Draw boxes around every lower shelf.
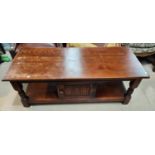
[26,81,126,105]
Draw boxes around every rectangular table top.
[3,47,149,81]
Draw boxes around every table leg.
[10,82,30,107]
[123,79,142,104]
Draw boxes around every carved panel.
[57,82,96,98]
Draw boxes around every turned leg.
[123,79,142,104]
[10,82,30,107]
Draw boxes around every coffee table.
[3,47,149,107]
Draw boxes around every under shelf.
[26,81,126,105]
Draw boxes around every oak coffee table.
[3,47,149,107]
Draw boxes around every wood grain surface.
[3,47,149,81]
